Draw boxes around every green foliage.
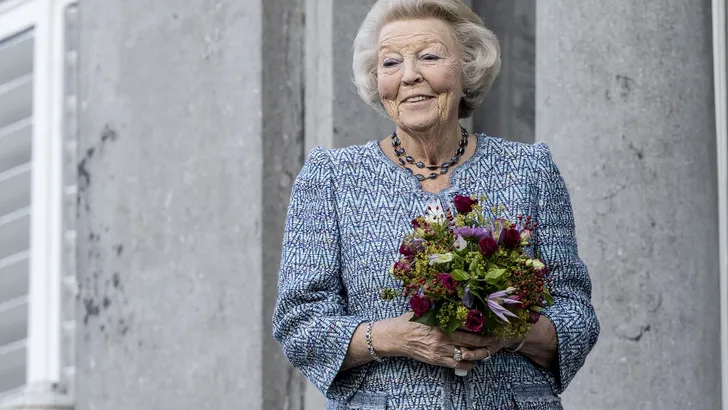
[411,309,439,327]
[380,288,398,300]
[451,269,470,281]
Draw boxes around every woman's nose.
[401,60,423,85]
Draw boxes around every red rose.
[464,309,484,332]
[479,237,499,257]
[453,195,478,214]
[502,228,521,248]
[410,295,432,317]
[528,310,541,324]
[437,273,457,291]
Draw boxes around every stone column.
[76,0,304,409]
[536,1,720,408]
[261,1,308,409]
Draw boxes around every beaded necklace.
[390,125,469,181]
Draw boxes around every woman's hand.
[374,313,504,370]
[450,330,509,358]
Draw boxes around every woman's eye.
[422,54,440,61]
[383,60,399,68]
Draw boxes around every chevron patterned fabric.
[273,134,599,409]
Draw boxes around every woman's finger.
[460,346,494,361]
[450,331,492,348]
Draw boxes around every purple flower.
[453,226,491,241]
[410,238,426,252]
[486,288,520,323]
[400,238,426,257]
[509,294,525,308]
[437,273,457,291]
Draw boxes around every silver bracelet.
[507,334,528,353]
[365,321,382,362]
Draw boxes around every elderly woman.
[273,0,599,409]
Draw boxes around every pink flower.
[410,295,432,317]
[437,273,457,291]
[453,195,478,214]
[464,309,484,332]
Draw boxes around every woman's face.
[377,18,463,132]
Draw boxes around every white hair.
[352,0,501,119]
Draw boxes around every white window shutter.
[0,29,33,398]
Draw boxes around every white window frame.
[0,0,75,407]
[714,0,728,409]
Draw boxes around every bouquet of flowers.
[382,195,553,341]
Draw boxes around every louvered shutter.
[0,28,33,398]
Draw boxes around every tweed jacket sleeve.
[533,142,600,394]
[272,147,366,399]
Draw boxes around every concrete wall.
[72,0,723,408]
[261,1,308,409]
[472,0,535,144]
[537,1,721,408]
[76,0,304,409]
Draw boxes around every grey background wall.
[472,0,535,144]
[72,0,722,409]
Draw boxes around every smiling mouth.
[403,96,434,103]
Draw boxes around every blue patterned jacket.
[273,135,599,409]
